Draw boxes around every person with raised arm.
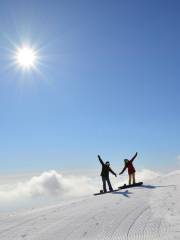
[119,152,138,185]
[98,155,117,193]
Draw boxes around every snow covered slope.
[0,171,180,240]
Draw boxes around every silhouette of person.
[98,155,117,192]
[119,152,138,185]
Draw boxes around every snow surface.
[0,171,180,240]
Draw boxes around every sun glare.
[15,47,37,69]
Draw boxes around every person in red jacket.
[119,152,138,185]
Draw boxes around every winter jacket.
[120,152,137,175]
[124,161,136,174]
[98,156,116,178]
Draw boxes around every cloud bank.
[0,168,161,208]
[0,171,97,203]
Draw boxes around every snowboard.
[118,182,143,190]
[94,189,119,196]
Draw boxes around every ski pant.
[102,176,113,192]
[128,172,136,185]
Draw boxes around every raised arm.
[130,152,138,162]
[97,155,104,165]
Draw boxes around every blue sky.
[0,0,180,173]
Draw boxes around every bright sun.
[15,47,37,69]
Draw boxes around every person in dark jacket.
[119,152,138,185]
[98,155,117,192]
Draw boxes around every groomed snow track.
[0,172,180,240]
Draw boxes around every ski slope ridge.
[0,171,180,240]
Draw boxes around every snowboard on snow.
[93,189,119,196]
[118,182,143,190]
[93,182,143,196]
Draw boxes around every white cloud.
[0,170,97,203]
[136,168,161,180]
[0,168,161,208]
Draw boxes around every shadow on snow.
[111,190,132,198]
[140,184,176,189]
